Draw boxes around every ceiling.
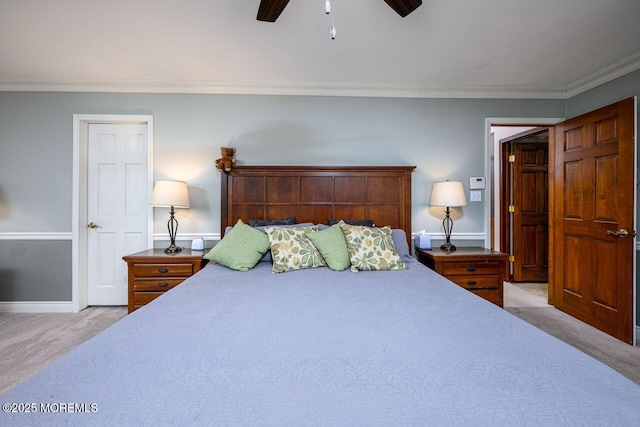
[1,0,639,98]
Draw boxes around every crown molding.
[566,51,640,98]
[0,51,638,99]
[0,78,569,99]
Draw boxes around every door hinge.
[509,155,515,163]
[509,255,515,263]
[508,205,515,213]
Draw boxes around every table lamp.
[150,180,190,253]
[429,180,467,251]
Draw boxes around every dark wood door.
[512,141,549,282]
[552,98,635,344]
[499,127,549,283]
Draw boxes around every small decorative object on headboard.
[215,147,236,172]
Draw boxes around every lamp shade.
[429,181,467,207]
[149,180,190,208]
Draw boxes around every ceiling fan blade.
[257,0,291,22]
[384,0,422,17]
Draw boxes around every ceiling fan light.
[325,0,331,14]
[330,25,336,39]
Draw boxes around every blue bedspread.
[2,260,640,426]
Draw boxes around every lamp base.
[440,242,457,252]
[164,245,183,254]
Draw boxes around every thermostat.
[470,177,486,190]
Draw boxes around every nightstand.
[123,248,207,313]
[415,247,508,307]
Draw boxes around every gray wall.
[0,78,637,327]
[0,93,565,236]
[0,241,71,301]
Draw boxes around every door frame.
[485,117,564,253]
[72,114,154,313]
[486,118,563,306]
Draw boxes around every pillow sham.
[265,225,326,273]
[204,219,270,271]
[328,218,374,227]
[249,216,296,227]
[340,224,407,272]
[305,222,350,271]
[391,229,415,263]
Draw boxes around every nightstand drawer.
[124,249,206,313]
[134,278,184,292]
[442,261,499,276]
[414,247,508,308]
[133,292,164,306]
[468,288,501,305]
[133,263,194,277]
[449,276,500,290]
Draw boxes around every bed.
[2,166,640,426]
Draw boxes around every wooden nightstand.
[123,248,207,313]
[415,247,508,307]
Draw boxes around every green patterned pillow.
[340,224,407,272]
[203,219,270,271]
[265,225,326,273]
[305,222,350,271]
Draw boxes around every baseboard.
[636,326,640,345]
[0,301,74,313]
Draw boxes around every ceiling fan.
[257,0,423,22]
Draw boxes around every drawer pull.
[466,267,476,272]
[158,268,169,273]
[467,280,477,286]
[157,282,169,287]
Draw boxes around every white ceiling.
[1,0,639,98]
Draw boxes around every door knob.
[87,222,99,229]
[606,229,628,238]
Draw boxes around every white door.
[87,123,148,305]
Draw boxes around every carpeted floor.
[1,285,639,397]
[0,306,127,397]
[504,282,640,385]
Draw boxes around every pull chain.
[326,0,336,39]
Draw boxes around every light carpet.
[504,282,640,385]
[0,307,127,397]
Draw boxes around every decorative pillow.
[249,216,296,227]
[328,218,374,227]
[225,223,314,263]
[204,219,270,271]
[265,225,326,273]
[253,222,314,233]
[340,224,407,272]
[305,222,350,271]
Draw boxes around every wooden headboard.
[221,166,416,245]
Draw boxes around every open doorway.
[487,101,637,345]
[487,120,562,307]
